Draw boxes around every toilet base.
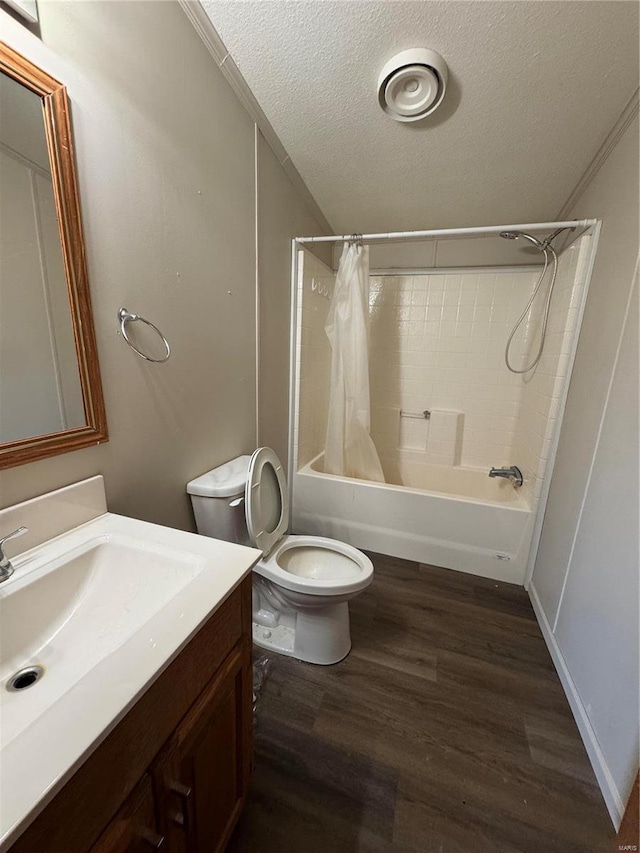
[253,622,295,657]
[251,601,352,666]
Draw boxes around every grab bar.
[400,409,431,420]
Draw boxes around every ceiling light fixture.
[377,48,448,122]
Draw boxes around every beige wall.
[0,2,326,528]
[530,114,639,823]
[256,134,330,468]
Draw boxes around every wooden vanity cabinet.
[10,578,252,853]
[90,775,162,853]
[152,645,250,853]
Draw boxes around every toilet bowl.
[187,447,373,665]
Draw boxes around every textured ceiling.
[202,1,639,233]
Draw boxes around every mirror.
[0,42,107,468]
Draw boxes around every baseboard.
[528,583,624,829]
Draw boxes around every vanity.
[0,477,261,852]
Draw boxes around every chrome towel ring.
[118,308,171,363]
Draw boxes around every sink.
[0,507,261,850]
[0,534,203,749]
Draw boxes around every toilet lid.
[245,447,289,558]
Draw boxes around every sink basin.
[0,534,203,749]
[0,510,260,850]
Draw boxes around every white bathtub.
[292,453,535,583]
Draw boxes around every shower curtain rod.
[295,219,597,244]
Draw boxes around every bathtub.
[292,453,535,583]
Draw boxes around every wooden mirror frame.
[0,42,108,469]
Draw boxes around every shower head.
[499,231,545,250]
[500,230,543,246]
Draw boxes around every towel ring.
[118,308,171,363]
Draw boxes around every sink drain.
[6,665,44,692]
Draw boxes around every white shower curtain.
[324,241,385,483]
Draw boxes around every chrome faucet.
[0,527,28,583]
[488,466,523,488]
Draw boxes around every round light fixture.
[377,48,448,122]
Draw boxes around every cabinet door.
[153,642,252,853]
[90,774,165,853]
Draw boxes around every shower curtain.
[324,241,385,483]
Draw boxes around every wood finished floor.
[228,554,615,853]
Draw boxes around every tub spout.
[488,466,523,488]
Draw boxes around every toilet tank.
[187,455,251,545]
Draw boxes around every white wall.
[0,2,326,527]
[529,114,639,825]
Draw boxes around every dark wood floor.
[228,554,615,852]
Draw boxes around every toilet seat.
[245,449,373,595]
[255,534,373,596]
[245,447,289,558]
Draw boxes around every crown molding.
[557,88,639,219]
[178,0,333,235]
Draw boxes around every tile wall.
[294,240,589,507]
[368,268,541,469]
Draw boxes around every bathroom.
[0,0,637,850]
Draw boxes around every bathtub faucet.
[488,466,523,488]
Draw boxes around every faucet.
[0,527,28,583]
[488,466,523,488]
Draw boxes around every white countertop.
[0,512,261,850]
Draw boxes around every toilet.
[187,447,373,665]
